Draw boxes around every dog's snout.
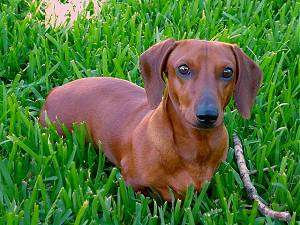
[196,104,219,128]
[196,110,218,123]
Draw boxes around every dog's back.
[40,77,151,163]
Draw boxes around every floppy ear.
[231,45,263,119]
[139,38,176,108]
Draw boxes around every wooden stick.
[233,133,291,222]
[249,165,277,175]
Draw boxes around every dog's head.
[140,39,262,129]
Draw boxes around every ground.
[0,0,299,224]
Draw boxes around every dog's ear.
[140,38,176,108]
[231,45,263,119]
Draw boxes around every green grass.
[0,0,299,224]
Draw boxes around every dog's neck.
[150,88,228,162]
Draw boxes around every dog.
[40,39,262,201]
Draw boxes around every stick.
[249,165,277,175]
[233,133,291,222]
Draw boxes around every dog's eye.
[177,64,191,76]
[222,67,233,80]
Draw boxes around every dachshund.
[40,39,262,200]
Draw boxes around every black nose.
[196,106,219,127]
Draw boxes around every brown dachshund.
[40,39,262,200]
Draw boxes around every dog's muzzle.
[196,101,219,128]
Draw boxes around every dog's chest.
[163,142,227,193]
[167,163,214,193]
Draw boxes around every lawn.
[0,0,299,224]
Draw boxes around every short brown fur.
[40,39,262,200]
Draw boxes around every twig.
[233,133,291,222]
[249,165,277,175]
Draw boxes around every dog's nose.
[196,106,219,127]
